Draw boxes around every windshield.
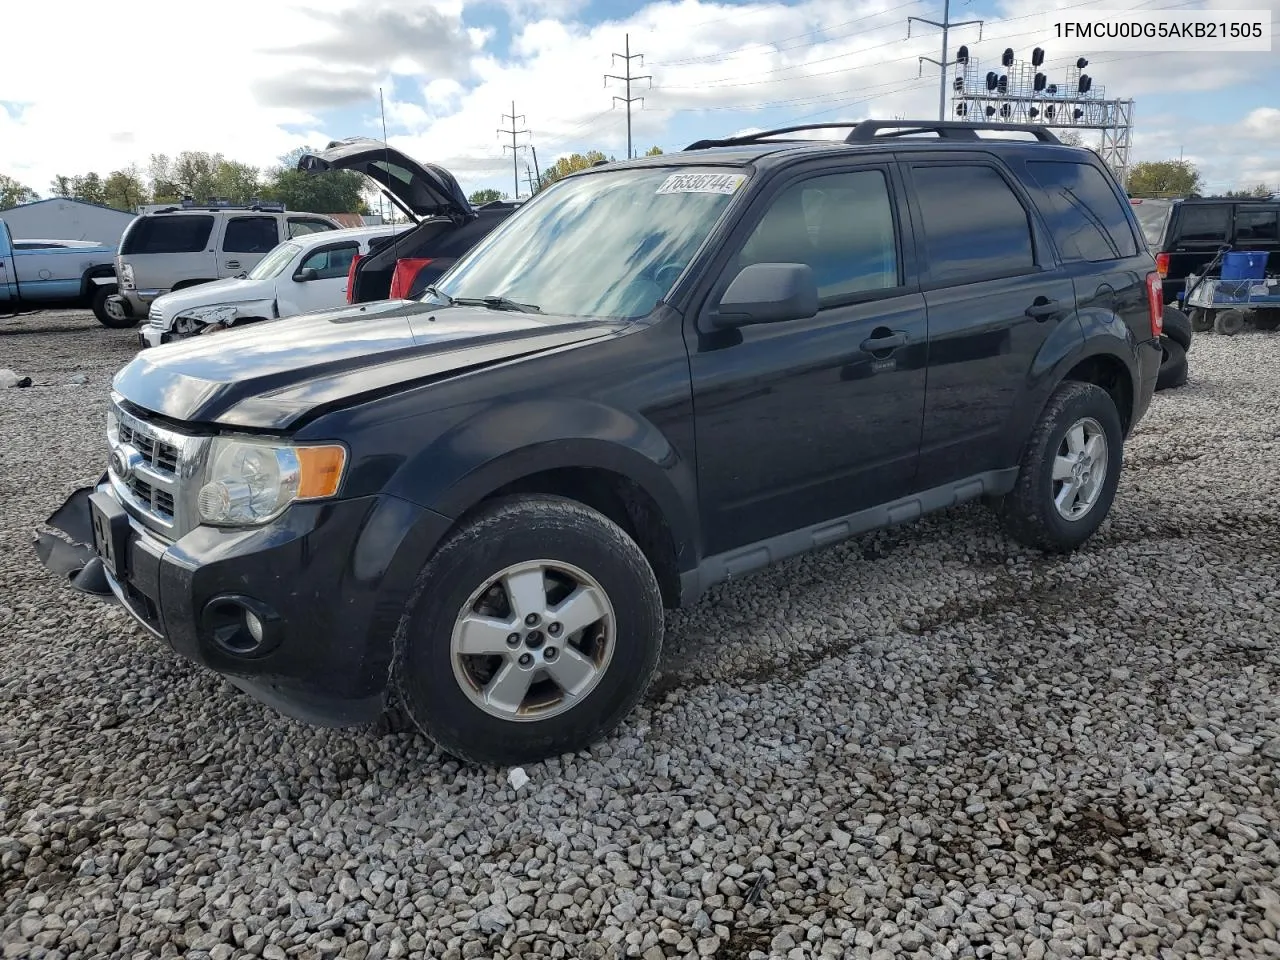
[431,167,749,318]
[1130,200,1173,249]
[247,241,302,280]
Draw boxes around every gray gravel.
[3,310,1279,960]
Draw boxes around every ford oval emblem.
[110,444,141,482]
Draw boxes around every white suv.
[105,201,343,326]
[137,224,409,347]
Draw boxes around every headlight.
[196,437,347,526]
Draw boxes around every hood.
[150,277,274,316]
[298,138,473,221]
[112,299,621,429]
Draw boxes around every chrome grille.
[107,395,210,539]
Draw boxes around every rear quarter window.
[1025,160,1139,261]
[1175,205,1230,244]
[120,216,214,254]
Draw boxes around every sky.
[1,0,1278,206]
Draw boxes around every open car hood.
[298,138,474,220]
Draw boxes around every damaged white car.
[137,224,408,347]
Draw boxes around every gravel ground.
[2,310,1279,960]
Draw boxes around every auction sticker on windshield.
[656,173,747,195]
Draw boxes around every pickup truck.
[0,219,120,325]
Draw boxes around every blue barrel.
[1221,251,1268,281]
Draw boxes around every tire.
[1189,309,1214,333]
[392,495,664,766]
[92,286,135,328]
[1215,309,1246,336]
[999,381,1124,552]
[1161,305,1192,351]
[1155,336,1188,391]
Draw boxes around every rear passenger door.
[903,157,1078,484]
[217,215,281,277]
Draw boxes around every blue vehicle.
[0,218,120,326]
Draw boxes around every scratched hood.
[112,299,619,429]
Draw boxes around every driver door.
[686,161,928,557]
[276,240,360,318]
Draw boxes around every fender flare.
[79,265,117,300]
[381,398,701,572]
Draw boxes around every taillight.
[1154,252,1169,278]
[1146,271,1164,338]
[345,253,362,303]
[389,258,434,300]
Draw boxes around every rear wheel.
[999,381,1124,552]
[392,495,664,765]
[1189,309,1214,333]
[92,287,134,328]
[1215,309,1246,336]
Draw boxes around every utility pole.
[525,164,537,196]
[605,33,651,160]
[530,144,541,192]
[498,101,528,199]
[909,0,984,121]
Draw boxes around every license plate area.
[89,491,131,580]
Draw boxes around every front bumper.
[137,323,170,349]
[80,483,453,726]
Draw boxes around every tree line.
[468,146,664,205]
[1126,160,1271,199]
[0,148,370,214]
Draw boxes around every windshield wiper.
[451,295,542,314]
[421,285,454,305]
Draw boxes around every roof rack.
[685,119,1062,151]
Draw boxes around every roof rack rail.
[684,119,1062,151]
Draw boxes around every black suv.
[1131,196,1280,305]
[71,120,1162,765]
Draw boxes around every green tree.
[260,147,370,214]
[539,150,613,190]
[211,160,262,204]
[0,173,38,208]
[644,145,664,156]
[103,167,148,212]
[1223,182,1272,199]
[49,174,73,198]
[147,154,181,203]
[47,172,109,206]
[469,188,509,204]
[1126,160,1202,198]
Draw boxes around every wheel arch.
[79,264,117,300]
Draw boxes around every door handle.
[860,330,907,353]
[1025,297,1060,320]
[225,259,240,269]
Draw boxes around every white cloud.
[1,0,1277,201]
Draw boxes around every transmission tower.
[498,102,528,199]
[909,0,984,121]
[605,33,651,160]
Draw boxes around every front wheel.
[92,287,135,328]
[998,381,1124,552]
[392,495,664,766]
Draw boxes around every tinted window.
[737,169,898,299]
[120,215,214,254]
[1176,205,1230,244]
[1026,160,1138,261]
[223,217,280,253]
[288,217,337,238]
[1236,208,1279,242]
[1131,200,1173,248]
[912,165,1034,282]
[299,243,359,280]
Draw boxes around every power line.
[498,101,528,199]
[605,33,652,160]
[648,1,923,67]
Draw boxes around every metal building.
[0,198,137,245]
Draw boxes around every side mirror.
[711,262,819,329]
[294,267,319,282]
